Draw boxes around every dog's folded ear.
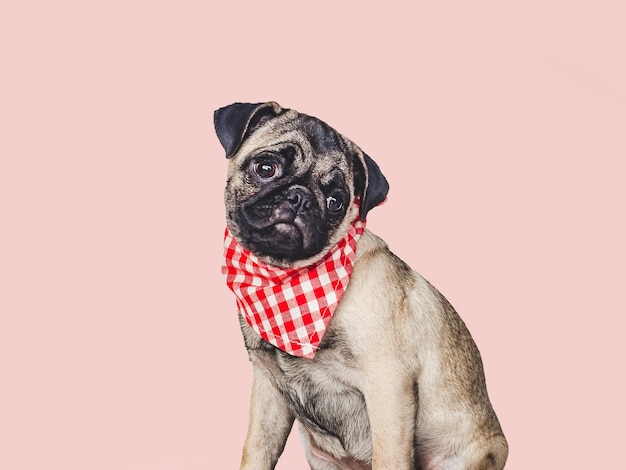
[354,152,389,221]
[214,102,284,158]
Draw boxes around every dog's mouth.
[250,222,303,255]
[232,186,330,263]
[243,217,324,261]
[233,202,327,262]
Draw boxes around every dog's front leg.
[240,365,295,470]
[362,363,416,470]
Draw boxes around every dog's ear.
[353,151,389,221]
[214,102,284,158]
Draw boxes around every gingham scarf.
[222,220,365,359]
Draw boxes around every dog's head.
[214,101,389,268]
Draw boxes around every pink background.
[1,1,624,469]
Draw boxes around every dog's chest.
[243,320,372,457]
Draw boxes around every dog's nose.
[285,187,312,212]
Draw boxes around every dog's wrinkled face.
[214,102,389,268]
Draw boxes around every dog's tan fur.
[215,102,508,469]
[238,231,507,470]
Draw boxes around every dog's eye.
[326,194,344,212]
[254,161,278,179]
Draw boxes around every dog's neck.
[222,219,366,359]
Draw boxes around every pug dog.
[214,102,508,470]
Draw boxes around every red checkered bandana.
[222,219,366,359]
